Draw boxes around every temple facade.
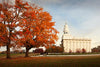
[62,23,91,53]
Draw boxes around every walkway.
[31,54,100,57]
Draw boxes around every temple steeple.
[64,22,69,34]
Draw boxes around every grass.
[0,53,34,58]
[0,53,100,67]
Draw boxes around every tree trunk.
[6,44,11,59]
[6,28,11,59]
[25,47,29,57]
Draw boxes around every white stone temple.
[62,23,91,53]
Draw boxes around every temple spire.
[64,22,69,34]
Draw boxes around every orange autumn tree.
[0,0,58,58]
[18,3,59,57]
[0,0,31,58]
[0,23,8,47]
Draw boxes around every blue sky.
[26,0,100,48]
[0,0,100,51]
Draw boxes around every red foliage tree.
[92,48,99,53]
[76,49,81,53]
[69,49,72,53]
[16,1,59,57]
[82,48,86,53]
[34,48,44,54]
[0,0,32,58]
[0,0,58,58]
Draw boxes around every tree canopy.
[0,0,58,58]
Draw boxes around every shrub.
[34,48,44,54]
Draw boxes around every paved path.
[47,54,100,56]
[31,54,100,57]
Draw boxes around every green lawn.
[0,54,100,67]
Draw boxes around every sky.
[25,0,100,48]
[0,0,100,51]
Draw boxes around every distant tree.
[69,49,72,53]
[34,48,44,54]
[13,50,19,53]
[60,40,64,52]
[92,47,99,53]
[1,51,6,54]
[82,48,86,53]
[46,45,63,53]
[76,49,81,53]
[97,46,100,52]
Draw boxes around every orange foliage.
[17,1,59,50]
[0,0,58,57]
[0,0,35,58]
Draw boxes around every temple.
[62,23,91,53]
